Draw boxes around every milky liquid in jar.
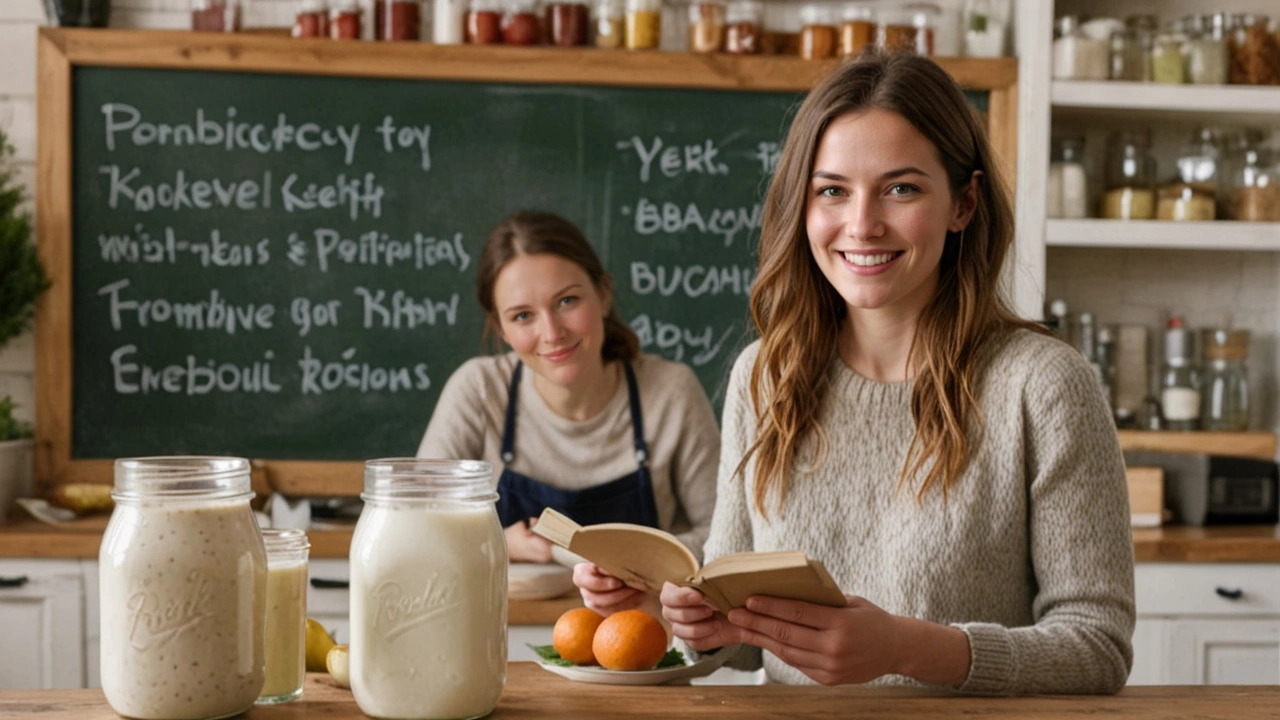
[99,456,266,720]
[258,528,310,704]
[349,459,507,720]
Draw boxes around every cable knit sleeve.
[955,341,1135,695]
[667,361,722,563]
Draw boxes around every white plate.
[536,647,732,686]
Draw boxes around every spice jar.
[1150,32,1186,83]
[292,0,329,37]
[100,457,267,720]
[687,1,725,53]
[191,0,241,31]
[434,0,466,42]
[1229,148,1280,221]
[466,0,503,43]
[258,529,310,705]
[349,459,506,720]
[904,2,940,56]
[624,0,661,49]
[876,7,916,53]
[1231,14,1280,86]
[546,0,589,45]
[1110,15,1154,81]
[723,0,762,54]
[380,0,421,39]
[1182,14,1229,85]
[838,2,874,57]
[799,4,837,60]
[329,0,362,38]
[1047,136,1088,219]
[594,0,624,47]
[502,0,541,44]
[1101,130,1156,220]
[1200,329,1250,432]
[1160,318,1201,432]
[1052,14,1109,80]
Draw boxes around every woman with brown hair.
[417,210,719,563]
[575,50,1134,693]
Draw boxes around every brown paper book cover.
[531,508,847,614]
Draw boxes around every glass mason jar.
[1200,329,1250,431]
[349,459,506,720]
[1161,322,1201,431]
[502,0,542,44]
[329,0,363,38]
[100,457,267,720]
[1150,32,1186,84]
[1110,14,1154,81]
[546,0,589,45]
[257,529,310,705]
[191,0,241,31]
[292,0,329,37]
[1182,14,1229,85]
[381,0,422,40]
[1047,136,1088,219]
[903,2,939,56]
[687,1,725,53]
[1053,14,1109,80]
[723,0,762,54]
[876,7,916,53]
[434,0,467,42]
[837,2,873,57]
[466,0,503,43]
[799,4,837,60]
[1101,130,1157,220]
[1231,14,1280,85]
[1230,148,1280,221]
[593,0,624,47]
[624,0,661,49]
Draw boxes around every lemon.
[305,618,337,673]
[326,644,350,688]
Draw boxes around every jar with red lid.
[191,0,241,32]
[466,0,504,42]
[292,0,328,37]
[723,0,761,54]
[799,4,836,59]
[502,0,541,44]
[381,0,422,40]
[329,0,362,38]
[545,0,588,45]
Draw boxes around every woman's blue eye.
[559,295,578,307]
[889,183,919,196]
[512,311,531,322]
[816,186,844,198]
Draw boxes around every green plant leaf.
[0,128,49,350]
[527,644,574,666]
[0,395,33,442]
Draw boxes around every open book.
[531,508,847,614]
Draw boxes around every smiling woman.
[416,210,720,566]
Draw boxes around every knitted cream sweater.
[705,329,1135,694]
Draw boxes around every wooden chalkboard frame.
[35,27,1018,498]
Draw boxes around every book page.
[566,525,700,596]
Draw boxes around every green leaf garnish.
[529,644,686,670]
[655,649,686,669]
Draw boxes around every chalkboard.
[38,30,1015,490]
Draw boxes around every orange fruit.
[592,609,668,671]
[553,608,606,665]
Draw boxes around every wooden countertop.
[3,665,1279,718]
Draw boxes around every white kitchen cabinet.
[0,559,85,690]
[1131,563,1280,685]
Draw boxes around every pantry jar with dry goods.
[467,0,504,43]
[625,0,661,49]
[1229,148,1280,221]
[593,0,624,46]
[1102,130,1156,220]
[687,1,725,53]
[723,0,761,54]
[292,0,328,37]
[1053,14,1108,80]
[799,4,837,59]
[838,2,874,57]
[191,0,241,31]
[546,0,589,45]
[1182,13,1229,85]
[502,0,542,44]
[1110,14,1154,81]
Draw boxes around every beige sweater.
[706,330,1135,694]
[416,352,720,559]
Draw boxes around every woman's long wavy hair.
[476,210,640,362]
[743,50,1047,516]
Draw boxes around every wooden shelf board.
[1052,80,1280,119]
[1118,430,1277,461]
[1046,219,1280,252]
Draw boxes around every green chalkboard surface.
[71,66,805,459]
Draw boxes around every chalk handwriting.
[353,287,460,330]
[298,346,431,395]
[629,315,734,367]
[289,297,343,337]
[280,172,385,221]
[110,345,283,395]
[97,226,270,268]
[626,198,762,247]
[98,165,271,213]
[616,136,729,183]
[313,229,470,273]
[374,116,432,171]
[98,278,275,334]
[630,261,755,298]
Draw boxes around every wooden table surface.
[3,664,1279,719]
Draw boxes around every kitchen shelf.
[1052,81,1280,123]
[1046,219,1280,251]
[1118,430,1277,461]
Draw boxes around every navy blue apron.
[495,361,659,529]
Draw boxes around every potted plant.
[0,127,50,523]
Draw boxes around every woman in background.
[418,210,719,563]
[575,51,1135,694]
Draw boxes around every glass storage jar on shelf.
[876,7,916,53]
[963,0,1006,58]
[257,528,310,706]
[381,0,421,40]
[466,0,503,43]
[1150,31,1186,84]
[192,0,241,31]
[1165,126,1222,219]
[1102,130,1156,220]
[903,2,940,56]
[799,4,837,60]
[1200,329,1250,432]
[687,1,725,53]
[502,0,541,44]
[435,0,467,42]
[838,2,874,57]
[1053,15,1109,80]
[1110,14,1154,81]
[1047,136,1088,219]
[1160,318,1201,432]
[1229,148,1280,221]
[1156,183,1215,221]
[624,0,661,49]
[723,0,762,54]
[329,0,362,38]
[1181,13,1229,84]
[593,0,624,47]
[546,0,589,45]
[1230,14,1280,85]
[292,0,328,37]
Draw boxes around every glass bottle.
[1101,130,1156,220]
[624,0,661,49]
[191,0,241,32]
[1047,136,1088,219]
[1230,148,1280,221]
[100,457,267,720]
[1053,14,1109,80]
[593,0,624,47]
[723,0,762,54]
[838,2,874,57]
[329,0,363,38]
[466,0,503,43]
[293,0,329,37]
[349,459,506,720]
[1200,329,1249,431]
[434,0,467,42]
[258,529,310,705]
[799,4,837,60]
[1110,14,1154,81]
[501,0,542,44]
[546,0,589,45]
[1160,319,1201,431]
[687,1,725,53]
